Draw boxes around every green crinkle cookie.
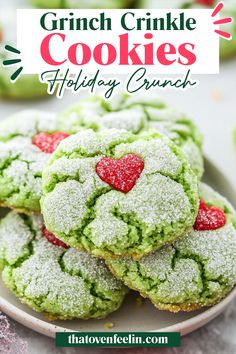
[0,52,48,100]
[41,128,199,259]
[0,211,128,320]
[0,73,48,100]
[220,7,236,60]
[0,110,63,213]
[107,183,236,312]
[58,93,204,178]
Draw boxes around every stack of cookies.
[0,93,235,321]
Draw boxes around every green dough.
[41,129,199,259]
[0,110,61,213]
[0,211,128,320]
[58,93,204,178]
[29,0,134,8]
[107,183,236,312]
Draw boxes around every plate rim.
[0,283,236,338]
[0,156,236,338]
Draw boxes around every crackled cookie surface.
[0,211,128,320]
[58,93,204,178]
[41,129,199,259]
[107,183,236,312]
[0,110,69,213]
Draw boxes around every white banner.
[17,9,219,75]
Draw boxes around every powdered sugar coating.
[99,108,145,133]
[0,110,64,212]
[58,93,203,178]
[181,139,204,179]
[0,110,57,141]
[117,92,166,109]
[63,249,122,291]
[0,211,127,320]
[58,96,108,133]
[41,129,199,259]
[0,212,41,268]
[107,183,236,311]
[0,137,50,211]
[176,224,236,283]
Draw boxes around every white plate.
[0,157,235,338]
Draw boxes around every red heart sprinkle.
[194,199,226,231]
[195,0,215,6]
[96,154,144,193]
[33,132,70,153]
[42,228,70,249]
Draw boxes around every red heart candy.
[194,199,226,231]
[42,227,70,249]
[195,0,215,6]
[96,154,144,193]
[33,132,70,153]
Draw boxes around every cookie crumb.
[104,322,114,329]
[135,296,144,308]
[46,314,57,321]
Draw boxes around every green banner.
[56,332,181,347]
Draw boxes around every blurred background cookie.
[58,93,204,178]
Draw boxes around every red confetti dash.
[214,17,233,25]
[212,2,224,17]
[215,29,232,40]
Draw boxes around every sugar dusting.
[42,129,197,252]
[0,211,126,319]
[58,93,203,178]
[0,110,62,209]
[108,184,236,306]
[60,92,201,149]
[0,138,50,203]
[0,212,36,266]
[0,110,57,140]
